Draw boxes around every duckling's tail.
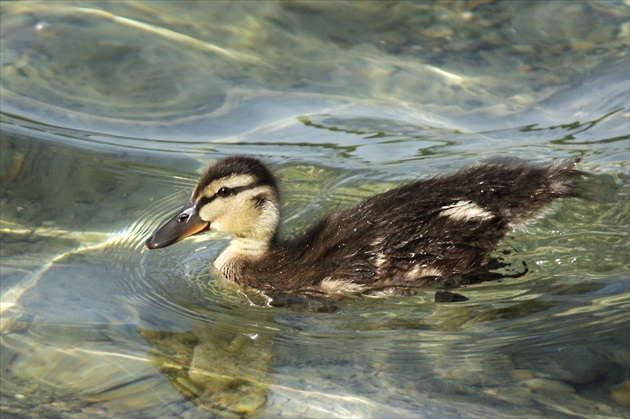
[497,156,589,226]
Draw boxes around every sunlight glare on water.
[1,1,628,417]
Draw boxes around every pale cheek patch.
[198,185,276,235]
[439,200,494,222]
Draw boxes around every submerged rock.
[521,378,576,394]
[610,381,630,407]
[539,345,614,384]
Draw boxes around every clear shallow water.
[1,1,629,417]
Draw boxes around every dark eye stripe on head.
[192,156,277,200]
[194,182,266,210]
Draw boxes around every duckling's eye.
[216,187,233,198]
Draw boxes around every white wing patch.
[404,265,443,280]
[439,200,494,221]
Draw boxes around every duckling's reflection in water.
[138,324,273,416]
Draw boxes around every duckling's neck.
[214,236,273,282]
[214,193,284,284]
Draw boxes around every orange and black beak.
[145,202,210,250]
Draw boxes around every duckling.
[145,156,587,296]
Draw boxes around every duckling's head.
[145,156,280,250]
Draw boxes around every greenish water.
[1,1,629,417]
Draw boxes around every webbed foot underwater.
[145,156,588,296]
